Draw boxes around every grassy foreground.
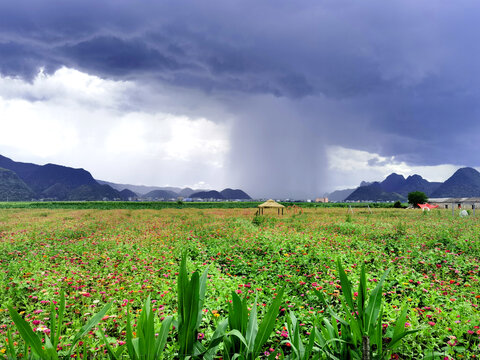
[0,207,479,358]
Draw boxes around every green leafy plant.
[223,288,284,360]
[252,215,266,226]
[177,251,207,358]
[282,311,319,360]
[7,291,111,359]
[314,259,418,359]
[176,251,227,359]
[99,295,173,360]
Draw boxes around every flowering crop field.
[0,207,479,358]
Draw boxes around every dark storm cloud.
[0,0,319,96]
[2,0,480,195]
[59,36,183,76]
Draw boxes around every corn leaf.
[154,315,173,358]
[356,264,366,333]
[364,268,390,335]
[253,287,284,357]
[6,328,17,359]
[126,303,136,359]
[196,267,209,328]
[245,294,258,353]
[389,305,412,349]
[44,334,59,360]
[8,305,47,359]
[201,318,228,359]
[337,259,355,312]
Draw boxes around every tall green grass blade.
[285,312,301,359]
[6,327,17,359]
[141,295,155,358]
[114,345,125,359]
[43,335,58,360]
[245,294,258,353]
[291,312,305,359]
[49,301,56,350]
[315,324,327,348]
[7,305,47,359]
[364,268,390,334]
[226,329,249,348]
[196,267,208,328]
[181,271,199,358]
[253,287,284,357]
[374,307,383,355]
[177,251,189,357]
[228,291,248,354]
[356,264,366,333]
[126,303,136,359]
[337,259,355,312]
[339,300,360,343]
[389,329,419,350]
[177,251,210,359]
[389,305,409,348]
[82,341,88,360]
[132,338,141,358]
[304,327,317,360]
[153,315,173,358]
[199,318,228,359]
[55,291,65,349]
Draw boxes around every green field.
[0,207,479,358]
[0,201,397,210]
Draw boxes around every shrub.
[252,215,266,226]
[393,200,402,208]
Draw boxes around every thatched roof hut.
[258,199,285,215]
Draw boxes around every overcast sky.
[1,1,479,198]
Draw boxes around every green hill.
[431,167,480,197]
[67,184,122,201]
[345,182,406,202]
[0,167,35,201]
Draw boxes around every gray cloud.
[1,0,480,196]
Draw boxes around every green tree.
[408,191,428,208]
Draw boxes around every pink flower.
[428,321,436,326]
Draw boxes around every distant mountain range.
[96,180,251,200]
[331,167,480,202]
[187,189,251,200]
[0,154,251,201]
[4,153,478,202]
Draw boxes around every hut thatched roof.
[258,199,285,208]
